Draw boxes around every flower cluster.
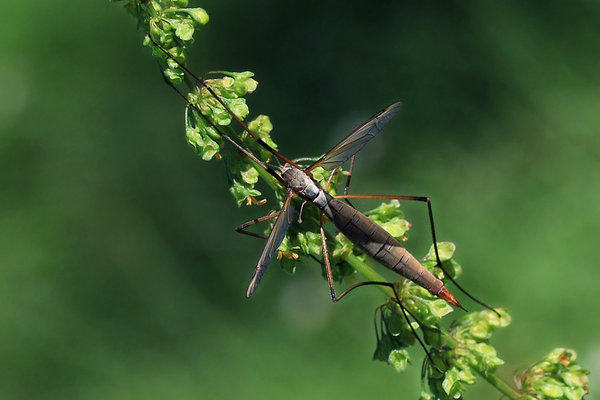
[371,238,513,399]
[420,308,511,399]
[517,348,589,400]
[114,0,209,84]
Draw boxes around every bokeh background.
[1,1,599,398]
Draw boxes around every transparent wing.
[307,102,402,171]
[246,191,296,297]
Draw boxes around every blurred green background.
[1,1,599,398]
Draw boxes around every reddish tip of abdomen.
[437,287,466,311]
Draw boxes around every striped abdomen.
[320,193,445,297]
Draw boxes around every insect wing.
[246,191,296,297]
[307,102,402,171]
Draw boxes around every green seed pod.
[230,180,261,207]
[188,8,209,25]
[174,18,195,41]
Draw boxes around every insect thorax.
[281,167,320,200]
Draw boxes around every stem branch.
[476,369,525,400]
[343,253,395,298]
[344,252,524,400]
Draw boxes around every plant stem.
[344,252,525,400]
[476,369,525,400]
[343,253,395,298]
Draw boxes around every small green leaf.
[470,342,504,370]
[424,242,455,262]
[332,233,353,259]
[297,232,322,256]
[230,180,261,206]
[366,200,404,221]
[174,18,195,41]
[539,382,564,398]
[248,115,277,149]
[186,125,220,160]
[248,115,274,137]
[311,167,327,183]
[378,217,410,238]
[563,386,587,400]
[442,367,463,398]
[164,67,184,84]
[241,166,259,184]
[388,349,410,372]
[484,308,511,328]
[562,371,587,388]
[428,298,454,319]
[188,8,209,25]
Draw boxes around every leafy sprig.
[115,2,590,399]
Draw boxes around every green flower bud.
[366,199,404,221]
[248,114,273,136]
[174,18,195,41]
[428,298,454,319]
[539,382,564,398]
[388,349,410,373]
[297,231,322,256]
[424,242,455,262]
[332,233,353,259]
[230,179,261,206]
[241,166,259,184]
[188,8,209,25]
[164,67,184,84]
[248,115,277,149]
[378,217,410,239]
[518,348,589,400]
[442,367,466,398]
[311,167,326,183]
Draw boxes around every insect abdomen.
[323,196,443,296]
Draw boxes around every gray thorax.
[281,167,334,219]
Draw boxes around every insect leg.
[322,158,355,207]
[341,155,356,208]
[338,280,440,370]
[148,35,300,169]
[319,216,337,301]
[234,211,280,240]
[343,155,356,196]
[318,215,440,370]
[335,194,499,316]
[324,169,337,192]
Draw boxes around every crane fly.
[147,37,497,349]
[241,105,464,308]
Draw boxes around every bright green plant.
[114,2,590,398]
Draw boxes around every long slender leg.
[149,35,301,169]
[318,215,438,369]
[340,155,356,208]
[343,155,356,196]
[324,169,337,192]
[234,211,279,240]
[319,221,337,301]
[320,156,356,207]
[334,194,498,315]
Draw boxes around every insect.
[240,103,464,310]
[148,36,495,319]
